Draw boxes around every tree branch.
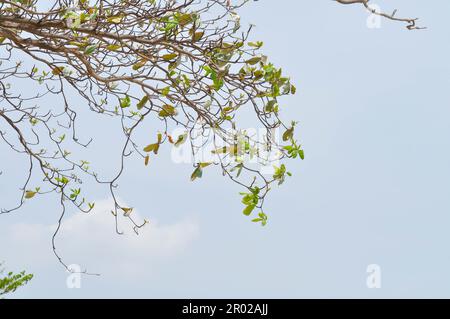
[335,0,424,30]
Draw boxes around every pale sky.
[1,1,450,298]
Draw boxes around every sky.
[1,0,450,298]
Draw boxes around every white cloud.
[1,198,200,279]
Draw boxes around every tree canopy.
[0,0,421,271]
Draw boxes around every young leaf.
[24,191,37,199]
[132,59,147,71]
[243,205,255,216]
[211,146,228,154]
[106,44,121,51]
[192,31,204,42]
[174,133,188,147]
[282,127,294,142]
[84,44,97,55]
[162,53,178,61]
[190,167,203,181]
[137,95,149,110]
[158,104,177,117]
[245,56,262,65]
[299,149,305,160]
[107,16,123,24]
[143,143,159,154]
[119,95,131,108]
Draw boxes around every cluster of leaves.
[0,263,33,297]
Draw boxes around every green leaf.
[174,133,188,147]
[265,100,277,113]
[24,191,36,199]
[55,176,70,185]
[282,127,294,142]
[211,146,228,154]
[107,16,123,24]
[161,86,170,96]
[119,95,131,108]
[143,143,160,154]
[162,53,178,61]
[84,44,97,55]
[192,31,204,42]
[231,163,243,178]
[245,56,262,65]
[137,95,149,110]
[243,205,255,216]
[252,212,268,226]
[106,44,121,51]
[248,41,264,48]
[51,66,65,76]
[299,149,305,160]
[132,59,147,70]
[190,167,203,181]
[291,84,297,94]
[158,104,177,117]
[178,14,193,26]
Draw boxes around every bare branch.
[335,0,424,30]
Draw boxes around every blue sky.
[1,0,450,298]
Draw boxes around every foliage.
[0,263,33,297]
[0,0,302,270]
